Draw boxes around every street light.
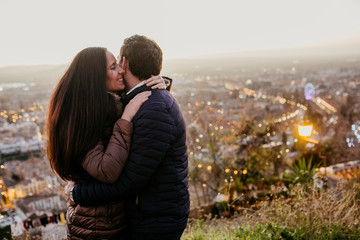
[297,122,326,187]
[298,123,319,144]
[298,124,313,137]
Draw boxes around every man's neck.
[125,74,142,92]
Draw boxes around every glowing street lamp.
[298,123,319,144]
[298,124,313,137]
[298,122,326,187]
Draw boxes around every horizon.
[1,41,360,68]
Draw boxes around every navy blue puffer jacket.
[73,88,189,234]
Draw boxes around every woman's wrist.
[69,187,74,201]
[121,115,132,122]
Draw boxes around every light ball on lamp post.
[298,124,313,137]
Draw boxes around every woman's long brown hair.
[46,47,111,181]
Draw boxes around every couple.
[46,35,190,239]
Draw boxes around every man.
[70,35,189,240]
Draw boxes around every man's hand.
[64,181,76,206]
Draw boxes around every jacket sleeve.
[81,119,133,184]
[73,97,174,206]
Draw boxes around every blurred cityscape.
[0,53,359,238]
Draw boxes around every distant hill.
[162,41,360,74]
[1,41,360,83]
[0,64,67,85]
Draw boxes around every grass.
[182,182,360,240]
[183,221,360,240]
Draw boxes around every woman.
[46,47,168,239]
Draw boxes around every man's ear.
[121,57,128,71]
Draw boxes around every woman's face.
[105,51,125,92]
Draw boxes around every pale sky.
[0,0,360,65]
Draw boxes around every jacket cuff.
[162,76,172,91]
[72,184,81,204]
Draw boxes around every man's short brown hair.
[120,35,163,80]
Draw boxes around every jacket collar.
[120,84,152,105]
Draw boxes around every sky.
[0,0,360,65]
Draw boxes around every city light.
[351,124,360,143]
[298,124,313,137]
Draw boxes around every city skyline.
[0,0,360,65]
[1,23,360,237]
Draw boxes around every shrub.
[284,156,321,185]
[182,182,360,239]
